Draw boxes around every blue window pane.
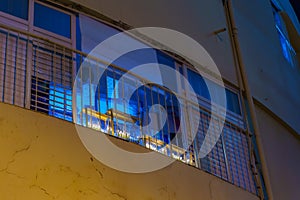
[76,16,82,50]
[34,3,71,38]
[187,69,241,115]
[272,4,296,67]
[0,0,28,20]
[226,89,241,115]
[76,14,120,53]
[187,69,210,100]
[156,50,178,91]
[156,50,175,68]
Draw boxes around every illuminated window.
[272,2,297,67]
[31,43,73,121]
[49,84,72,121]
[30,77,72,122]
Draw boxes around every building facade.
[0,0,299,199]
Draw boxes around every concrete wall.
[255,105,300,200]
[231,0,300,133]
[231,1,300,198]
[70,0,239,87]
[276,0,300,34]
[0,103,258,200]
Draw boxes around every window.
[272,2,297,67]
[0,0,28,20]
[187,69,210,100]
[49,84,72,121]
[31,77,72,121]
[187,68,241,115]
[76,14,119,53]
[34,3,71,38]
[31,40,73,120]
[226,89,241,115]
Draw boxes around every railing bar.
[63,48,67,120]
[156,87,164,154]
[163,89,173,157]
[79,55,83,126]
[35,43,40,111]
[170,92,179,147]
[135,79,141,140]
[12,34,20,105]
[121,72,127,139]
[105,69,109,132]
[97,69,101,130]
[142,82,148,143]
[53,44,57,117]
[112,69,118,136]
[2,31,9,102]
[89,60,93,129]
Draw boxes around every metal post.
[223,0,273,199]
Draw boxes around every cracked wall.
[0,103,258,200]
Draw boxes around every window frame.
[32,0,75,46]
[0,0,29,20]
[271,1,298,67]
[182,63,243,118]
[0,0,29,31]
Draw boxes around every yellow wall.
[0,103,258,200]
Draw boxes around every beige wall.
[0,103,258,200]
[69,0,239,87]
[255,105,300,200]
[233,1,300,197]
[231,0,300,133]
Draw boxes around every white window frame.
[0,0,29,31]
[32,0,76,48]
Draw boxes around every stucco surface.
[0,103,258,200]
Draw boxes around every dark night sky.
[290,0,300,21]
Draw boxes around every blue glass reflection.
[0,0,28,20]
[34,3,71,38]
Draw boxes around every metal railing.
[0,23,257,194]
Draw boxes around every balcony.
[0,22,257,195]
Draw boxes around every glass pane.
[156,50,178,92]
[76,14,119,53]
[226,89,241,115]
[187,68,210,100]
[0,0,28,20]
[34,3,71,38]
